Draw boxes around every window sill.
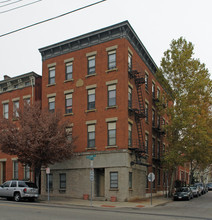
[12,118,19,121]
[105,68,118,73]
[105,145,118,149]
[64,79,74,83]
[85,73,97,78]
[85,109,97,113]
[86,147,97,151]
[109,188,119,191]
[129,188,133,191]
[46,83,56,87]
[59,189,66,193]
[64,113,74,116]
[106,106,118,110]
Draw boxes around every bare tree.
[0,102,75,190]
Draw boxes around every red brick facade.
[0,72,41,184]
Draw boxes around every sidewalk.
[39,196,172,209]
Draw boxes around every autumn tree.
[157,37,212,193]
[0,102,75,189]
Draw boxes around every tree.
[0,102,75,189]
[157,37,212,194]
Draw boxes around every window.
[128,87,132,108]
[157,88,160,99]
[129,172,132,189]
[152,109,155,127]
[3,182,10,187]
[87,89,95,110]
[13,161,18,179]
[128,53,132,72]
[145,102,148,122]
[157,141,160,158]
[66,127,72,142]
[145,133,148,153]
[3,103,9,119]
[11,181,17,187]
[128,123,132,147]
[60,173,66,189]
[108,50,116,70]
[157,169,161,186]
[87,124,95,148]
[152,82,155,98]
[24,165,30,180]
[13,101,19,117]
[48,67,55,84]
[65,62,73,80]
[162,143,165,154]
[110,172,118,188]
[157,115,160,128]
[24,98,30,105]
[88,56,95,75]
[152,138,155,158]
[108,85,116,107]
[65,94,72,114]
[108,122,116,146]
[145,73,149,90]
[46,174,53,191]
[48,97,55,113]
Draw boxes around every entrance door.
[95,169,105,197]
[0,162,6,185]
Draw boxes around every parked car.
[194,183,205,195]
[173,187,193,201]
[0,180,38,202]
[207,182,212,191]
[190,186,200,197]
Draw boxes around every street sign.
[86,155,96,160]
[46,167,50,174]
[90,169,94,181]
[148,172,155,182]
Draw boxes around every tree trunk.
[169,169,175,197]
[35,167,41,194]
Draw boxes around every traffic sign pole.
[86,155,96,207]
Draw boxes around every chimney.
[4,75,10,80]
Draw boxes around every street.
[0,192,211,220]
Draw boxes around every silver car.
[0,180,39,202]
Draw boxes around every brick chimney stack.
[4,75,10,80]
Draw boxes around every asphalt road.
[0,192,211,220]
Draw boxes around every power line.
[0,0,42,14]
[0,0,12,4]
[0,0,23,8]
[0,0,106,38]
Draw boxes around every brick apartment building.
[39,21,170,201]
[0,72,42,184]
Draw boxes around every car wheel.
[14,192,21,202]
[28,198,35,202]
[187,196,190,201]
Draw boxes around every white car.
[0,180,39,202]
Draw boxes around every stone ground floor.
[41,150,166,202]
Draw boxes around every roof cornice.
[39,21,158,74]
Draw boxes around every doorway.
[95,168,105,197]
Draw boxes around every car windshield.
[176,188,188,192]
[190,187,196,190]
[25,182,37,188]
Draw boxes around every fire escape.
[128,69,149,166]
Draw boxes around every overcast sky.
[0,0,212,81]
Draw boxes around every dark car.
[173,187,193,201]
[0,180,38,202]
[207,183,212,191]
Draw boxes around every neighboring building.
[39,21,170,201]
[0,72,42,184]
